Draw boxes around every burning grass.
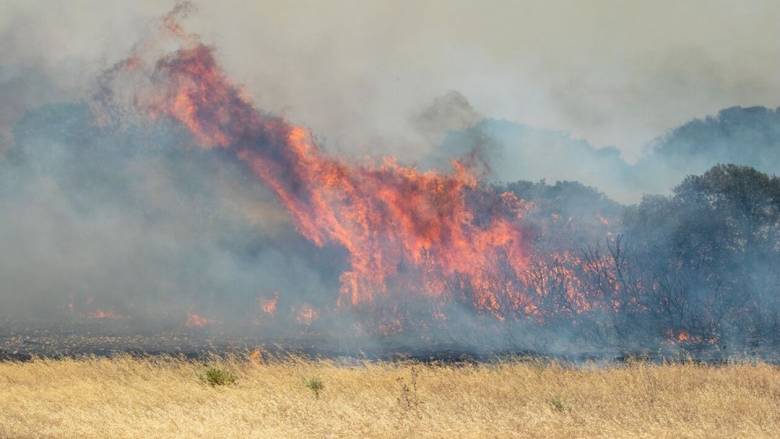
[0,356,778,438]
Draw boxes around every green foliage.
[203,367,237,386]
[305,377,324,398]
[549,397,566,413]
[652,106,780,168]
[622,164,780,342]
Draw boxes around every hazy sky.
[2,0,780,161]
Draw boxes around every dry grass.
[0,356,778,438]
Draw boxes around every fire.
[296,305,319,325]
[260,293,279,315]
[65,296,121,320]
[186,313,212,328]
[87,309,119,320]
[121,26,534,321]
[38,6,764,352]
[665,329,718,345]
[92,8,633,331]
[249,349,264,365]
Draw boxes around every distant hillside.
[635,106,780,193]
[651,106,780,166]
[427,119,635,201]
[427,105,780,201]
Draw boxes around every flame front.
[128,38,534,319]
[261,293,279,315]
[22,7,756,351]
[186,313,212,328]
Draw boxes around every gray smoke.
[0,101,346,333]
[1,2,780,359]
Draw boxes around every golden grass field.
[0,356,778,438]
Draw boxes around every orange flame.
[87,309,119,320]
[249,349,264,365]
[186,312,211,328]
[260,293,279,315]
[127,36,533,319]
[95,12,641,329]
[296,305,319,325]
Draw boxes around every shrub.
[203,367,237,386]
[397,367,420,412]
[549,397,566,412]
[305,377,324,399]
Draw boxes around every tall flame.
[55,6,742,349]
[136,41,533,317]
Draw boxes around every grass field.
[0,356,778,438]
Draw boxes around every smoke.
[1,3,779,359]
[424,104,780,203]
[4,1,780,159]
[0,96,351,332]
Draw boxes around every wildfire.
[66,297,121,320]
[260,293,279,315]
[675,330,690,342]
[186,313,212,328]
[119,19,534,321]
[249,349,264,365]
[92,7,630,330]
[87,309,120,320]
[28,5,761,354]
[665,329,719,345]
[296,305,319,325]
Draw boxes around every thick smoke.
[426,104,780,203]
[1,3,779,359]
[0,100,348,332]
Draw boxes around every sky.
[2,0,780,161]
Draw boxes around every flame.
[87,309,119,320]
[296,305,319,325]
[93,10,640,330]
[65,297,121,320]
[665,329,718,345]
[186,312,211,328]
[432,309,447,321]
[249,349,264,365]
[123,30,535,321]
[68,8,749,347]
[260,293,279,315]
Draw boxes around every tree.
[622,165,780,345]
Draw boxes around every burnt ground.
[0,327,547,363]
[1,321,778,364]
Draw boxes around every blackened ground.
[1,321,778,364]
